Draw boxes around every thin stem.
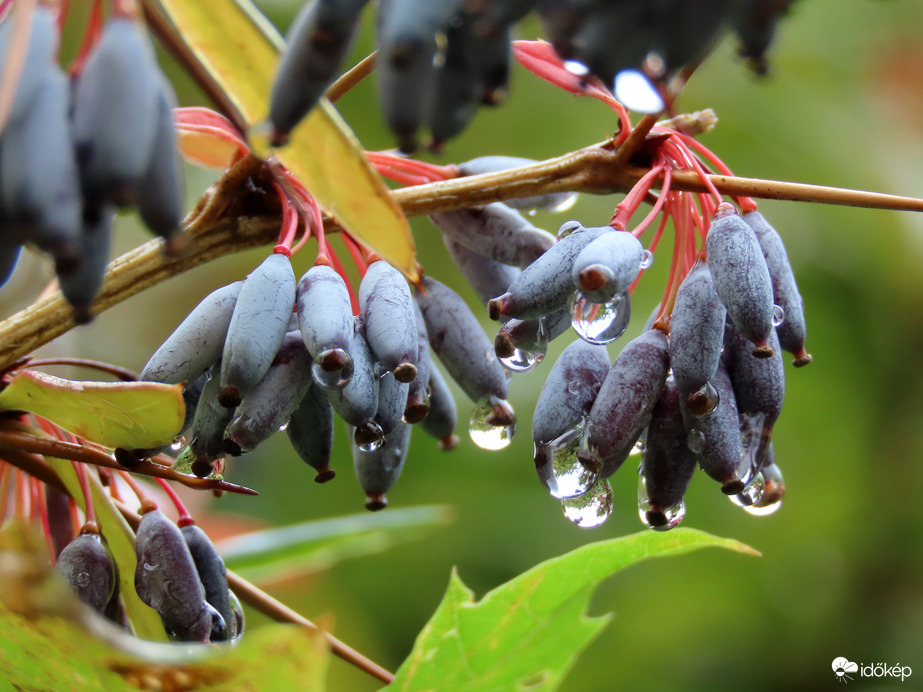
[0,428,259,496]
[17,358,139,382]
[325,52,376,104]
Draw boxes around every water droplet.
[638,466,686,530]
[561,480,613,528]
[548,192,579,213]
[228,589,245,643]
[686,381,719,416]
[613,69,665,113]
[687,428,705,454]
[170,436,186,452]
[743,463,784,516]
[557,220,583,239]
[527,208,537,217]
[571,291,631,345]
[564,59,590,76]
[312,362,350,389]
[171,445,195,474]
[536,427,596,499]
[740,412,771,476]
[277,422,288,432]
[772,304,785,327]
[358,437,385,453]
[500,346,545,372]
[639,249,654,269]
[729,471,765,508]
[468,396,516,450]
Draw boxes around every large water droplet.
[772,304,785,327]
[358,437,385,453]
[170,436,186,452]
[686,381,719,416]
[536,427,596,499]
[639,249,654,269]
[548,192,579,213]
[743,463,784,516]
[613,69,665,113]
[561,480,613,528]
[172,446,195,474]
[228,589,245,643]
[500,346,545,372]
[687,428,705,454]
[571,291,631,345]
[312,362,350,389]
[729,471,765,508]
[563,59,590,76]
[557,220,583,239]
[468,396,516,450]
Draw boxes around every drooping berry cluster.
[0,5,184,321]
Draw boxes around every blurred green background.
[7,0,923,689]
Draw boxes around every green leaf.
[0,370,184,449]
[150,0,419,281]
[0,522,329,691]
[218,506,453,582]
[46,456,168,642]
[386,528,759,692]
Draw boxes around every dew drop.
[638,467,686,530]
[561,480,613,528]
[358,437,385,453]
[729,471,765,508]
[743,463,784,516]
[500,346,545,372]
[687,381,719,416]
[170,436,186,452]
[277,422,288,432]
[228,589,245,643]
[772,304,785,327]
[468,396,516,450]
[557,220,583,239]
[687,428,705,454]
[548,192,579,213]
[171,446,195,474]
[312,362,351,389]
[564,59,590,76]
[639,249,654,269]
[613,69,665,113]
[571,291,631,345]
[536,427,596,499]
[527,208,537,217]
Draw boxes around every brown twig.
[0,139,922,372]
[0,429,258,496]
[112,500,396,684]
[325,52,376,104]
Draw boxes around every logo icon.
[833,657,859,683]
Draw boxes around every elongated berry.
[375,371,410,437]
[404,300,432,423]
[443,237,519,308]
[429,17,481,146]
[640,378,697,529]
[188,365,235,465]
[681,362,748,494]
[287,380,336,482]
[135,79,184,246]
[415,276,509,404]
[430,202,555,269]
[220,253,296,407]
[351,420,413,510]
[0,5,57,125]
[0,67,81,269]
[141,281,243,385]
[223,332,313,456]
[359,259,418,382]
[269,0,369,144]
[296,264,355,388]
[56,533,115,613]
[181,524,232,642]
[494,309,571,360]
[706,203,775,356]
[59,206,114,324]
[324,318,380,427]
[488,225,609,321]
[419,364,458,450]
[668,259,726,410]
[743,210,811,366]
[134,510,215,642]
[571,229,645,304]
[73,15,162,205]
[580,328,671,478]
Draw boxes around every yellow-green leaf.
[0,371,184,449]
[150,0,418,281]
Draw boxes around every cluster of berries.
[269,0,792,151]
[0,6,184,321]
[54,500,240,643]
